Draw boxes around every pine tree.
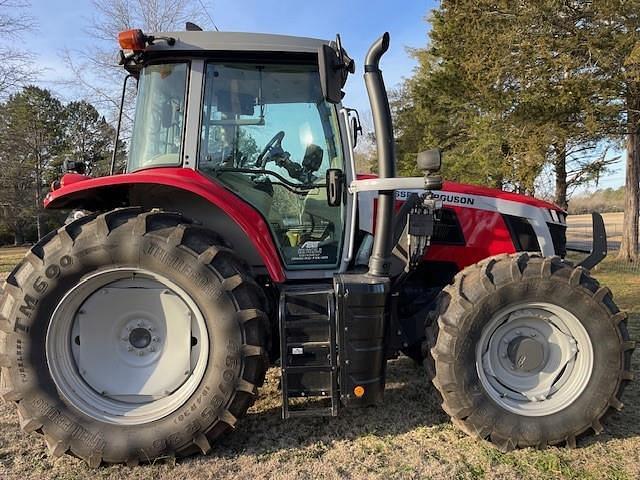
[0,86,65,241]
[395,1,620,204]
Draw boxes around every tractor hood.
[440,181,565,213]
[355,174,564,213]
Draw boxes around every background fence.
[567,212,640,273]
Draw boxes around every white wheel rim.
[476,302,593,416]
[46,268,209,425]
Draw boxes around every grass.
[0,248,638,479]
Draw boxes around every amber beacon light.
[118,29,147,51]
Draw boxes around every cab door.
[196,61,349,273]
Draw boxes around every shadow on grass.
[213,357,450,458]
[209,333,640,461]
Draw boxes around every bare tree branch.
[0,0,36,99]
[61,0,214,129]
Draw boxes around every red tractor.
[0,27,633,466]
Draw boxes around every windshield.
[198,63,345,269]
[128,62,188,171]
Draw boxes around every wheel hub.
[476,303,594,416]
[507,336,545,372]
[129,327,152,349]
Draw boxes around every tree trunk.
[618,126,639,261]
[13,229,23,246]
[554,143,568,210]
[35,155,43,241]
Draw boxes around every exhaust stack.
[365,33,396,277]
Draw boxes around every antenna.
[196,0,220,31]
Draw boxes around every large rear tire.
[428,253,635,450]
[0,208,269,466]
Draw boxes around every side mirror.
[63,158,87,175]
[318,35,354,104]
[326,169,344,206]
[350,116,362,147]
[318,44,344,104]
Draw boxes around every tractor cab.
[121,32,353,271]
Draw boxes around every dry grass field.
[0,247,637,479]
[566,212,624,251]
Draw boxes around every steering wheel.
[256,131,286,167]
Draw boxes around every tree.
[579,2,640,261]
[61,101,122,177]
[0,87,65,241]
[395,1,619,204]
[395,3,544,191]
[0,0,36,99]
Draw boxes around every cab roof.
[145,31,331,55]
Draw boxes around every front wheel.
[428,253,635,450]
[0,208,269,466]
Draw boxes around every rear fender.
[45,168,286,283]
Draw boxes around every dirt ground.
[0,247,638,480]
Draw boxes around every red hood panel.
[355,174,563,212]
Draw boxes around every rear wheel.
[0,208,269,466]
[428,253,635,450]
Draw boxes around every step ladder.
[279,286,339,418]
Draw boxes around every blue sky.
[29,0,435,113]
[26,0,624,191]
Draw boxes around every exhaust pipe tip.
[365,32,390,70]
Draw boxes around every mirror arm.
[110,74,134,175]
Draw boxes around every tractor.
[0,26,634,466]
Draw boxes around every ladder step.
[282,287,333,296]
[286,389,332,398]
[287,341,331,349]
[284,314,330,326]
[283,365,334,373]
[279,285,338,419]
[286,407,336,418]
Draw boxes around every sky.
[28,0,434,114]
[24,0,625,191]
